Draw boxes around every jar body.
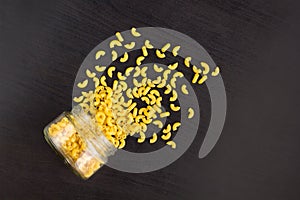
[44,106,116,179]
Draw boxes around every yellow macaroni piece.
[86,69,96,78]
[170,78,177,88]
[120,52,129,63]
[111,50,118,61]
[163,124,171,133]
[170,103,180,111]
[142,46,148,56]
[144,40,154,49]
[149,133,158,144]
[192,73,200,84]
[156,49,166,58]
[198,75,208,84]
[133,67,141,77]
[211,66,220,76]
[181,84,189,95]
[153,64,163,72]
[166,141,176,149]
[126,88,134,99]
[115,32,124,42]
[93,77,100,88]
[188,108,194,119]
[173,72,184,78]
[117,72,126,81]
[73,96,84,103]
[77,80,88,88]
[125,67,134,76]
[157,79,166,88]
[172,46,180,56]
[164,84,172,94]
[107,66,116,78]
[168,62,178,70]
[95,50,105,60]
[100,76,107,86]
[184,56,191,67]
[160,111,170,118]
[172,122,181,131]
[170,90,178,102]
[200,62,210,75]
[153,120,163,128]
[131,27,141,37]
[136,56,145,66]
[109,40,122,48]
[161,43,171,52]
[95,65,106,72]
[161,132,171,140]
[192,65,202,74]
[124,42,135,49]
[140,66,148,77]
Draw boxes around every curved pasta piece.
[181,84,189,95]
[168,62,178,70]
[95,50,105,60]
[124,42,136,49]
[156,49,166,58]
[86,69,96,78]
[149,133,158,144]
[170,90,178,102]
[170,78,177,88]
[111,50,118,61]
[170,103,180,112]
[153,120,163,128]
[172,122,181,131]
[163,124,171,133]
[120,52,129,63]
[142,46,148,57]
[117,72,126,80]
[107,66,116,78]
[188,108,194,119]
[192,73,200,84]
[131,27,141,37]
[160,111,170,118]
[192,65,202,74]
[161,132,171,140]
[115,32,124,42]
[184,56,191,67]
[161,43,171,52]
[125,67,134,76]
[211,66,220,76]
[166,141,176,149]
[164,84,172,94]
[172,46,180,56]
[144,40,154,49]
[198,75,208,84]
[73,96,84,103]
[136,56,145,66]
[95,65,106,72]
[200,62,210,75]
[77,79,88,88]
[153,64,163,72]
[110,40,122,48]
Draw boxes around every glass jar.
[44,105,117,179]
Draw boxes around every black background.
[1,0,300,199]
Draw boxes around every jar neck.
[67,105,117,163]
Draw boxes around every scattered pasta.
[211,66,220,76]
[95,50,105,60]
[188,108,194,119]
[172,46,180,56]
[131,27,141,37]
[77,80,88,88]
[181,84,189,95]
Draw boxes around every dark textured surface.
[0,0,300,199]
